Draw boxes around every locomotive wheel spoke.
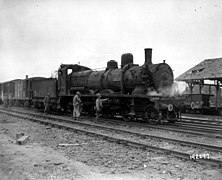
[145,107,160,124]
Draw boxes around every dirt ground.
[0,112,222,180]
[1,133,166,180]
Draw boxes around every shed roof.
[175,58,222,82]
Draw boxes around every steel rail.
[182,117,222,124]
[173,123,222,132]
[178,121,222,128]
[0,109,221,167]
[182,114,222,121]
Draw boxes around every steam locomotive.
[0,48,180,123]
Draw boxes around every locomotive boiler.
[58,48,178,123]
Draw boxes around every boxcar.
[30,77,57,109]
[13,79,28,105]
[0,80,15,107]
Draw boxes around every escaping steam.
[147,81,187,97]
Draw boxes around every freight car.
[0,77,57,109]
[0,79,17,107]
[29,77,57,109]
[174,93,222,115]
[0,84,1,104]
[0,48,180,123]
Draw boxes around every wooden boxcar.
[30,77,57,109]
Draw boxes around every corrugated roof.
[175,58,222,82]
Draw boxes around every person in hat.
[95,93,108,121]
[73,91,82,120]
[44,93,51,115]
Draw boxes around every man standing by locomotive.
[43,93,51,115]
[95,93,108,121]
[73,91,82,120]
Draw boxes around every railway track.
[180,116,222,128]
[178,121,222,129]
[100,118,222,138]
[175,125,221,134]
[3,106,222,139]
[174,116,222,135]
[182,116,222,125]
[2,106,222,138]
[170,122,222,134]
[1,108,222,167]
[92,116,222,139]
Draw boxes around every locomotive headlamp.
[168,104,173,111]
[191,102,195,109]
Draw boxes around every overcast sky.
[0,0,222,82]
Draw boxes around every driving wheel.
[145,106,160,124]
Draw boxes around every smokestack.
[144,48,152,65]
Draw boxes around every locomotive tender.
[0,48,179,123]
